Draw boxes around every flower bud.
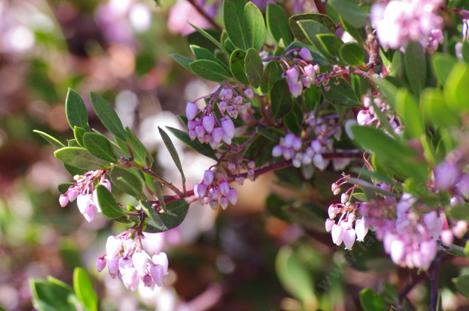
[227,189,238,205]
[221,118,235,143]
[185,102,198,120]
[96,257,106,272]
[202,115,215,133]
[343,228,356,250]
[355,217,368,242]
[390,239,404,263]
[434,161,459,191]
[203,170,214,185]
[331,224,344,245]
[272,145,283,157]
[325,218,334,232]
[244,88,254,99]
[59,194,69,207]
[106,236,123,259]
[299,48,313,61]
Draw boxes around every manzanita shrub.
[32,0,469,309]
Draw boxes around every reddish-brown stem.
[313,0,327,14]
[186,0,221,31]
[148,150,362,207]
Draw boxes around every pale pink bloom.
[167,0,212,35]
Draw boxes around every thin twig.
[186,0,221,31]
[430,254,442,311]
[399,273,426,302]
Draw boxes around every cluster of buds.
[433,157,469,200]
[272,133,331,169]
[272,113,342,170]
[226,159,256,185]
[357,95,402,135]
[59,170,111,222]
[185,86,254,150]
[96,232,169,291]
[371,0,444,51]
[326,177,369,249]
[284,48,320,97]
[360,195,444,270]
[194,169,237,209]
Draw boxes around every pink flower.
[185,102,198,120]
[434,161,460,191]
[167,0,213,35]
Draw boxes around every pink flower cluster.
[59,170,111,222]
[326,178,368,250]
[328,171,468,270]
[194,169,238,209]
[361,195,449,270]
[284,48,320,97]
[272,114,342,170]
[186,86,253,149]
[433,160,469,199]
[96,232,169,290]
[371,0,444,51]
[226,159,256,185]
[357,96,402,135]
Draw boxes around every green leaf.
[453,274,469,298]
[95,185,125,218]
[54,147,108,170]
[261,61,282,93]
[316,33,342,58]
[33,130,65,148]
[289,14,335,43]
[190,24,226,53]
[271,79,293,118]
[65,89,89,130]
[189,59,232,82]
[190,44,226,68]
[339,43,365,66]
[296,19,332,49]
[82,132,118,162]
[447,204,469,221]
[351,126,427,181]
[143,199,189,232]
[404,41,426,96]
[166,126,217,159]
[431,53,457,85]
[329,0,368,28]
[372,77,398,108]
[90,93,126,140]
[395,89,424,138]
[444,62,469,113]
[462,41,469,63]
[242,2,266,50]
[73,268,97,311]
[359,288,387,311]
[223,0,248,49]
[159,127,186,189]
[276,246,316,303]
[30,279,76,311]
[266,4,292,45]
[323,78,359,106]
[73,126,86,147]
[111,167,143,198]
[244,48,263,87]
[284,102,303,134]
[123,128,153,167]
[420,89,459,128]
[170,53,193,72]
[229,49,249,84]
